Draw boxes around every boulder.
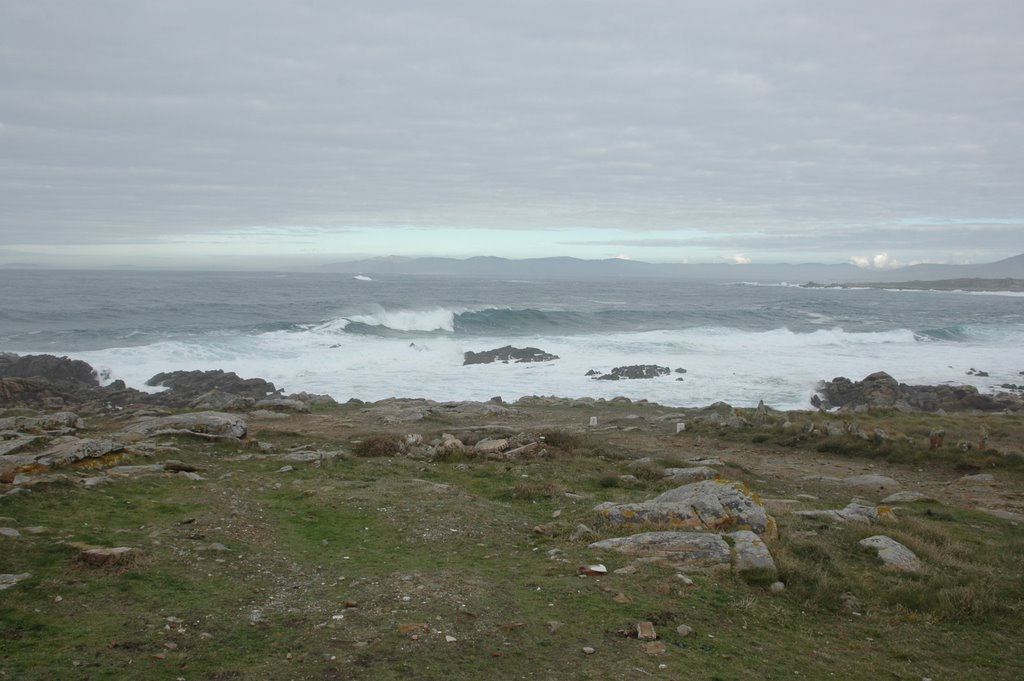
[593,365,670,381]
[594,479,774,535]
[124,411,247,440]
[463,346,559,365]
[858,535,922,572]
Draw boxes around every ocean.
[1,269,1022,410]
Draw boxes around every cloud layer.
[1,1,1022,264]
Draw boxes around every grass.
[2,408,1024,679]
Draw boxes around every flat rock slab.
[595,479,774,535]
[78,546,143,567]
[795,503,896,524]
[881,491,933,504]
[858,535,922,572]
[589,530,776,573]
[125,411,247,439]
[0,412,83,432]
[840,474,902,496]
[663,466,719,482]
[0,435,41,457]
[31,438,124,469]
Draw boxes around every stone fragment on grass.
[858,535,922,572]
[0,527,20,538]
[0,573,31,590]
[636,621,657,640]
[594,479,774,535]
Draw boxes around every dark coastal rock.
[463,346,559,365]
[814,371,1022,413]
[0,354,99,390]
[593,365,671,381]
[145,370,280,405]
[0,356,143,409]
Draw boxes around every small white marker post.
[589,416,598,427]
[676,422,686,433]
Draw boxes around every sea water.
[1,269,1022,409]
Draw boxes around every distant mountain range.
[321,253,1024,283]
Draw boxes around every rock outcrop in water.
[813,371,1022,412]
[463,346,559,365]
[592,365,671,380]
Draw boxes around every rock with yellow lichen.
[593,479,775,536]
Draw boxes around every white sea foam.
[308,306,461,334]
[68,324,1024,411]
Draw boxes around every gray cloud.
[1,1,1022,262]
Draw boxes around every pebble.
[676,624,694,637]
[582,646,595,655]
[770,581,786,593]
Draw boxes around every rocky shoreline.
[3,353,1023,678]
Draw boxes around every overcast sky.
[1,0,1022,268]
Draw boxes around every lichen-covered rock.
[858,535,922,572]
[589,529,776,573]
[594,479,775,535]
[125,411,247,439]
[30,438,125,469]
